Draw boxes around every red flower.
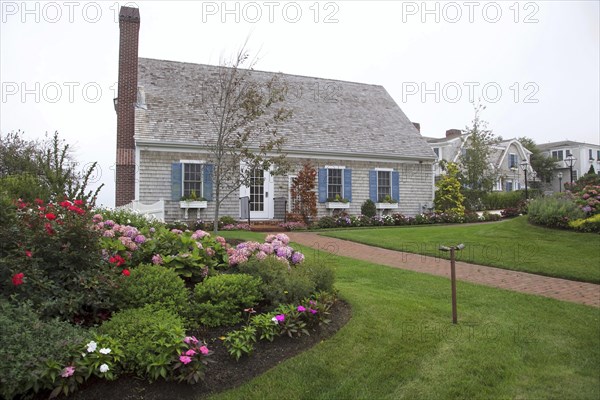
[34,198,44,206]
[109,255,126,267]
[45,223,55,235]
[12,273,24,286]
[25,250,32,258]
[59,200,72,208]
[73,199,84,206]
[68,205,85,215]
[16,200,27,209]
[45,213,57,220]
[122,269,130,276]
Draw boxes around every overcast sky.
[1,0,599,207]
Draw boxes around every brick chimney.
[115,6,140,207]
[412,122,421,133]
[445,129,462,139]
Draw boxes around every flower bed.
[0,200,337,399]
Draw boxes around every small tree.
[587,164,596,175]
[361,199,376,218]
[459,103,500,192]
[435,161,465,216]
[202,45,293,232]
[290,161,317,224]
[518,136,558,185]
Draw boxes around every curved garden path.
[287,232,600,308]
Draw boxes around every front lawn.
[215,232,600,400]
[319,216,600,283]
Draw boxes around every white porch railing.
[117,200,165,222]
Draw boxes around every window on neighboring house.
[327,168,343,200]
[566,150,572,157]
[433,147,440,159]
[183,163,203,198]
[590,149,594,160]
[551,150,564,161]
[505,181,513,192]
[572,170,579,181]
[377,171,391,201]
[597,150,600,161]
[508,153,518,169]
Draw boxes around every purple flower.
[291,252,305,265]
[191,230,209,240]
[184,336,198,344]
[152,254,163,265]
[103,230,115,238]
[297,305,306,312]
[134,234,146,244]
[104,220,115,228]
[309,309,318,315]
[275,314,285,322]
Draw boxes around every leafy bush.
[172,336,214,384]
[0,173,51,202]
[192,273,263,327]
[569,214,600,233]
[99,305,186,380]
[219,215,237,226]
[272,304,309,338]
[223,326,257,360]
[317,216,337,229]
[501,207,520,218]
[250,312,280,342]
[115,264,189,316]
[0,300,88,400]
[0,199,116,322]
[361,199,377,218]
[528,196,585,229]
[238,256,334,306]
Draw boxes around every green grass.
[319,216,600,283]
[212,231,600,400]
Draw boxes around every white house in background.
[537,141,600,192]
[424,129,533,192]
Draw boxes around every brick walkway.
[287,232,600,308]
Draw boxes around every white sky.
[1,0,599,207]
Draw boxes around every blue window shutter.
[343,169,352,202]
[203,164,214,201]
[369,170,377,202]
[318,168,327,203]
[392,171,400,202]
[171,162,182,201]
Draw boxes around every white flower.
[271,316,279,325]
[99,364,109,373]
[99,348,111,355]
[86,341,97,353]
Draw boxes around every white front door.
[240,167,274,220]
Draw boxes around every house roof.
[134,58,436,161]
[538,140,600,150]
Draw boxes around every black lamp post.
[565,155,576,184]
[558,172,563,193]
[520,160,529,200]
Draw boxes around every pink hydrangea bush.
[227,233,305,267]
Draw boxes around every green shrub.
[528,196,585,229]
[219,215,238,226]
[0,199,115,322]
[115,264,189,316]
[223,326,257,361]
[0,300,88,400]
[361,199,377,218]
[192,273,263,327]
[0,174,51,203]
[317,216,337,229]
[569,214,600,233]
[238,256,335,306]
[99,305,185,380]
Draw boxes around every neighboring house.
[537,141,600,192]
[424,129,533,192]
[114,7,436,222]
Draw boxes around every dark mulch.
[67,300,352,400]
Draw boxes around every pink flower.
[275,314,285,322]
[122,269,130,276]
[179,355,192,365]
[185,349,197,356]
[199,346,209,355]
[183,336,198,344]
[151,254,163,265]
[206,248,215,257]
[309,309,318,315]
[25,250,32,258]
[61,366,75,378]
[297,306,306,312]
[92,214,103,223]
[216,236,227,246]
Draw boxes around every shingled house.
[115,7,436,222]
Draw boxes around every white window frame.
[509,153,518,169]
[376,169,393,202]
[325,166,345,200]
[551,150,564,161]
[180,160,205,198]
